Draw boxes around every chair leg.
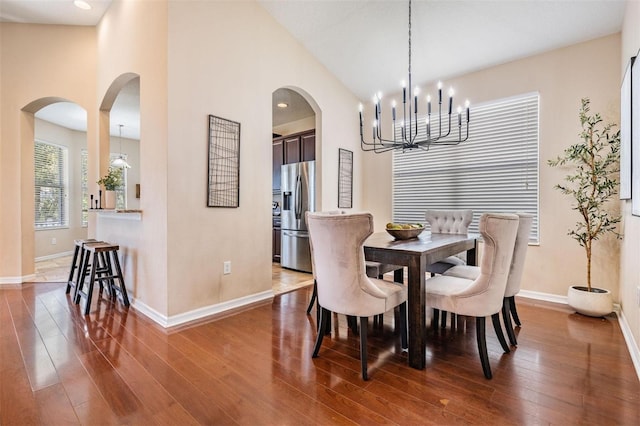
[347,315,358,333]
[399,302,407,350]
[491,312,510,353]
[306,280,317,314]
[502,298,518,346]
[432,308,440,328]
[476,317,493,379]
[313,307,329,358]
[508,296,522,327]
[359,316,369,380]
[441,310,447,328]
[450,313,457,330]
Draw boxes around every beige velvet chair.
[425,213,519,379]
[443,212,533,346]
[306,212,408,380]
[424,209,474,274]
[424,209,473,328]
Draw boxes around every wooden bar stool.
[74,242,130,315]
[65,239,98,296]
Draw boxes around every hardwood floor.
[1,282,639,425]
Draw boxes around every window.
[392,92,539,242]
[34,140,68,228]
[81,149,88,226]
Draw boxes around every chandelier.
[111,124,131,169]
[359,0,470,153]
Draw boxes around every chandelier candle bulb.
[392,100,397,121]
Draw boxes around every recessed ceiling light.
[74,1,92,10]
[277,102,288,108]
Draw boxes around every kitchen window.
[34,140,68,229]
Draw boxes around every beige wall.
[165,0,362,316]
[363,34,622,302]
[0,23,97,283]
[620,0,640,361]
[95,0,169,314]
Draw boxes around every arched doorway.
[20,98,88,282]
[99,73,141,212]
[271,87,321,294]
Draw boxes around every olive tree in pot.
[548,98,620,317]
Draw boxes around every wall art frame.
[338,148,353,209]
[632,54,640,215]
[207,114,240,208]
[620,56,634,200]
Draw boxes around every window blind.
[81,149,88,225]
[392,92,539,242]
[35,140,68,228]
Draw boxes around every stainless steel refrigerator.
[281,161,315,273]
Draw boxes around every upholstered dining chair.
[424,209,473,328]
[306,211,403,329]
[306,212,408,380]
[424,209,474,274]
[424,213,519,379]
[444,212,533,346]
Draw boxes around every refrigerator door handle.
[295,175,302,220]
[282,231,309,238]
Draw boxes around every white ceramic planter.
[104,190,116,209]
[567,285,613,317]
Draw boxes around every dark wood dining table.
[363,231,479,369]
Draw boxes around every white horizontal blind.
[35,140,68,228]
[393,92,539,242]
[81,149,88,226]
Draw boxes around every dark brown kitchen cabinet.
[272,129,315,192]
[272,139,284,192]
[301,133,315,162]
[272,223,281,262]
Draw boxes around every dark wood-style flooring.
[1,282,639,425]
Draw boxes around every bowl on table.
[385,224,424,240]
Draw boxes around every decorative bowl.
[385,225,424,240]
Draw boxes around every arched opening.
[20,98,89,282]
[271,86,322,294]
[99,73,140,211]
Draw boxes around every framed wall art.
[338,148,353,209]
[632,55,640,215]
[620,56,634,200]
[207,115,240,208]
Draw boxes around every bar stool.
[65,238,98,296]
[74,242,130,315]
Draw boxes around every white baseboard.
[0,275,35,286]
[35,251,73,262]
[616,309,640,382]
[131,289,275,329]
[519,289,638,381]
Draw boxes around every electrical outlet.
[51,238,57,245]
[223,261,231,275]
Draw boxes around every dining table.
[363,230,479,369]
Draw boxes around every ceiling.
[1,0,627,135]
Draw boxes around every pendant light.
[111,124,131,169]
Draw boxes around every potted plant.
[548,98,621,317]
[97,167,123,209]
